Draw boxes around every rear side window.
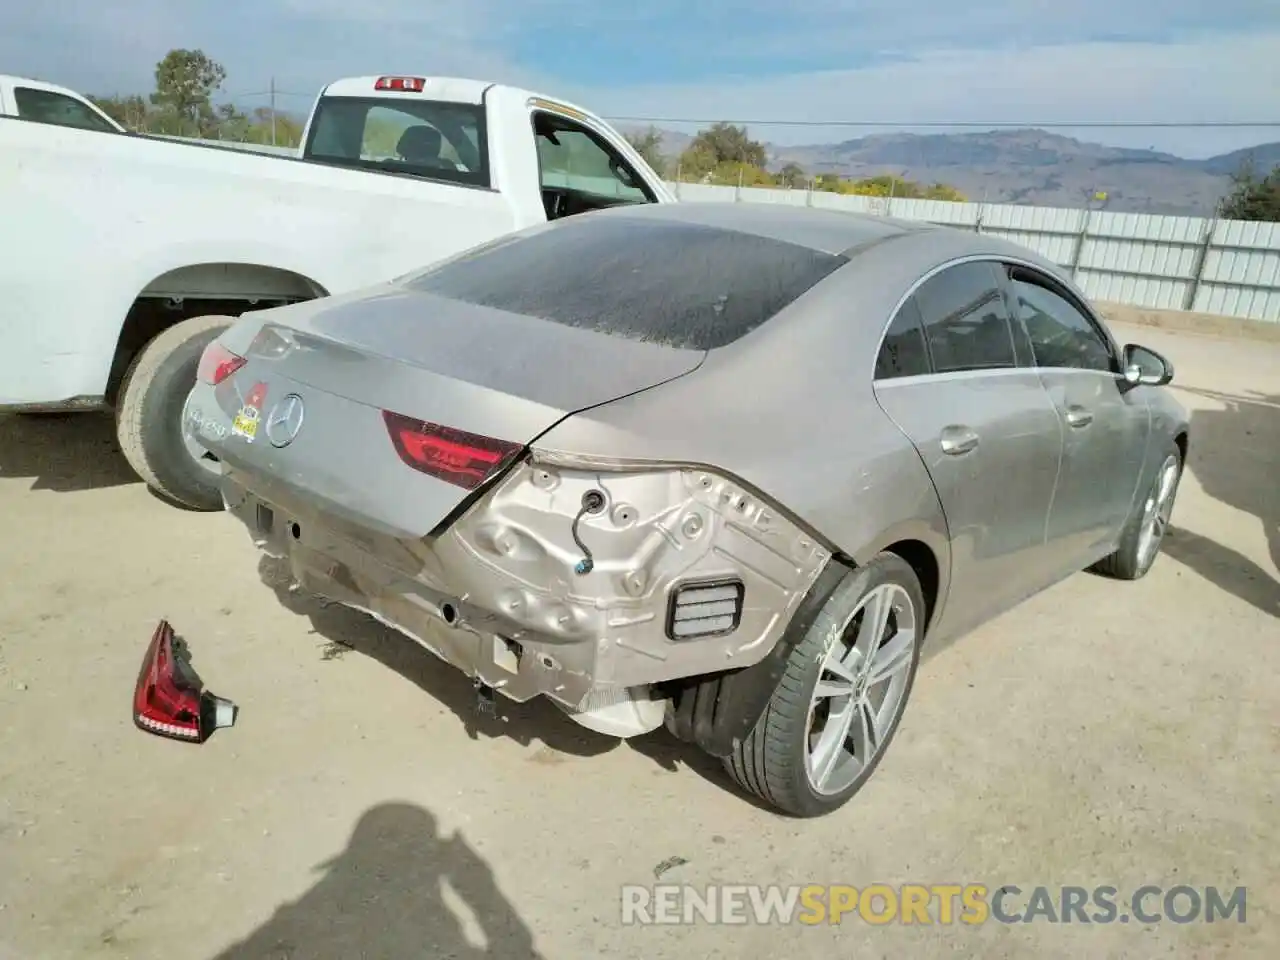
[304,96,489,187]
[407,214,848,350]
[875,299,931,379]
[913,261,1017,373]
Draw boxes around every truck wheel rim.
[805,581,917,797]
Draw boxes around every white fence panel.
[704,181,1280,323]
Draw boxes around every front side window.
[1007,267,1116,373]
[14,88,118,133]
[408,213,846,350]
[304,96,488,187]
[533,111,652,216]
[874,298,931,380]
[913,261,1017,373]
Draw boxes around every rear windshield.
[303,95,489,188]
[406,215,847,350]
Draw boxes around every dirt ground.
[0,322,1276,959]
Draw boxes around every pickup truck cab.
[0,75,125,132]
[0,74,673,509]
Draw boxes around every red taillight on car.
[382,410,521,489]
[197,342,246,385]
[375,76,426,92]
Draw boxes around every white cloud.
[584,31,1280,157]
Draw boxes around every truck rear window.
[407,213,848,350]
[304,96,489,188]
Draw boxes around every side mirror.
[1122,343,1174,387]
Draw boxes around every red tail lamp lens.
[133,620,204,742]
[382,411,521,489]
[197,342,246,385]
[375,76,426,92]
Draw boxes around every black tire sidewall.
[785,554,926,816]
[130,324,228,510]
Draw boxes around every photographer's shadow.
[213,802,543,959]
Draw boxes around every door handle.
[1065,405,1094,428]
[940,425,980,456]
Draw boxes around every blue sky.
[5,0,1279,156]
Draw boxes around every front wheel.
[1092,441,1183,581]
[724,553,926,818]
[115,315,234,511]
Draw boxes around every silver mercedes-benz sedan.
[184,202,1190,817]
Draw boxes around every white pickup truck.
[1,74,673,509]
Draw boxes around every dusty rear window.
[407,214,847,350]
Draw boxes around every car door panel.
[1004,266,1151,570]
[1037,372,1149,560]
[872,263,1065,636]
[877,372,1064,634]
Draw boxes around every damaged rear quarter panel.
[440,459,832,688]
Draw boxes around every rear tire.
[724,553,925,818]
[115,315,234,511]
[1092,440,1183,581]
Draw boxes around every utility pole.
[270,76,277,146]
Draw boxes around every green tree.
[88,94,151,131]
[676,122,770,184]
[687,121,766,167]
[922,182,966,201]
[1217,159,1280,221]
[624,126,667,176]
[777,162,806,188]
[151,48,227,136]
[245,106,303,147]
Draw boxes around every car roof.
[596,202,936,257]
[596,202,1066,279]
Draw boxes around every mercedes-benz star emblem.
[265,393,305,448]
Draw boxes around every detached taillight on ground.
[382,411,521,489]
[197,342,246,385]
[133,620,237,743]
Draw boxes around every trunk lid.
[194,287,704,538]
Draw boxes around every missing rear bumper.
[221,457,831,734]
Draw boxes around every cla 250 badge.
[231,382,269,442]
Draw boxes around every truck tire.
[115,315,234,511]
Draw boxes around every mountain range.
[620,125,1280,216]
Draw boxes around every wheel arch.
[104,261,330,405]
[877,538,942,634]
[849,519,951,637]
